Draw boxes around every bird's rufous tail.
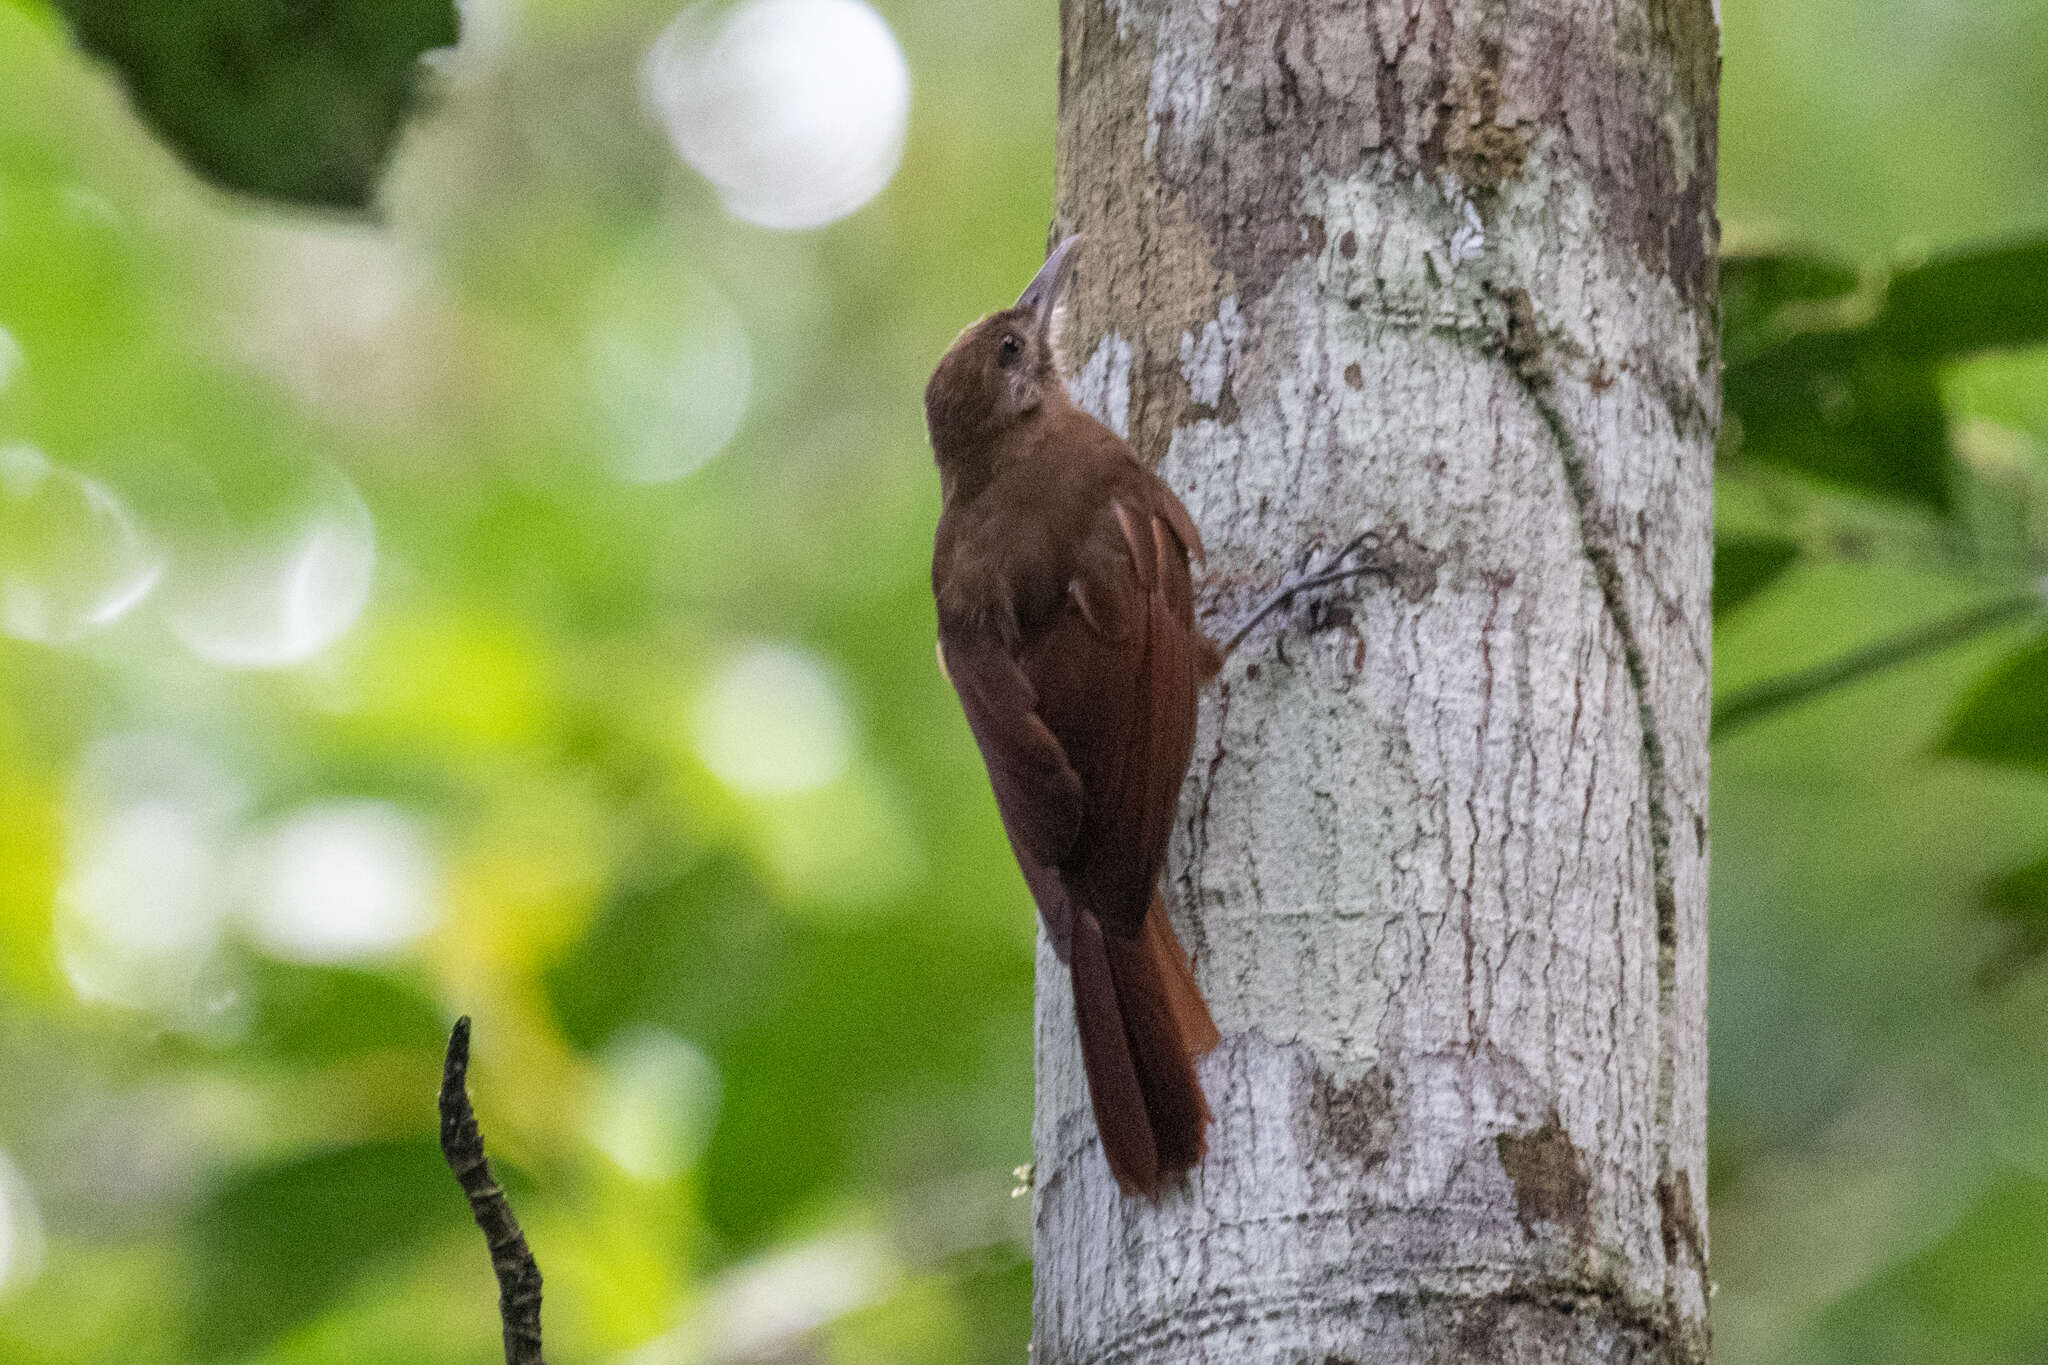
[1069,892,1220,1196]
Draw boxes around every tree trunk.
[1033,1,1718,1361]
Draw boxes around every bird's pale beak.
[1017,235,1082,336]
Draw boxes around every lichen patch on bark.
[1310,1063,1398,1168]
[1496,1110,1594,1240]
[1656,1167,1710,1301]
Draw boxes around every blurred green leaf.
[1713,533,1802,619]
[1726,327,1953,510]
[1722,250,1863,366]
[190,1139,450,1357]
[702,913,1031,1249]
[0,0,59,29]
[547,849,963,1246]
[1807,1171,2048,1364]
[51,0,456,209]
[952,1247,1033,1365]
[1979,852,2048,985]
[0,739,61,1000]
[1722,234,2048,512]
[1716,593,2041,741]
[1941,633,2048,769]
[239,956,446,1064]
[1880,236,2048,361]
[546,848,787,1055]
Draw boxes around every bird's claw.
[1219,531,1384,658]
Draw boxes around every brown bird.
[926,237,1226,1196]
[928,238,1372,1194]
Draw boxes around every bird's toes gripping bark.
[1216,531,1388,658]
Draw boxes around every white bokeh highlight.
[692,642,854,796]
[238,801,439,964]
[586,1028,721,1182]
[0,443,164,645]
[0,325,22,394]
[705,1231,897,1360]
[164,465,375,669]
[584,270,751,484]
[0,1152,45,1297]
[645,0,910,230]
[57,736,242,1013]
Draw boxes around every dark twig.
[1219,532,1385,657]
[440,1017,547,1365]
[1712,592,2041,741]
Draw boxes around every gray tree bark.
[1033,1,1718,1361]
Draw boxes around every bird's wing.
[941,630,1087,875]
[941,625,1087,956]
[1019,486,1207,939]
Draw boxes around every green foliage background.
[0,0,2046,1361]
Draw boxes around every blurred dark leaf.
[1722,235,2048,511]
[190,1138,450,1356]
[546,848,787,1054]
[701,937,885,1246]
[51,0,456,209]
[239,956,447,1064]
[548,850,891,1247]
[703,914,1031,1249]
[1725,327,1952,510]
[1941,633,2048,770]
[1879,236,2048,361]
[1713,533,1801,619]
[1722,250,1862,366]
[1978,853,2048,987]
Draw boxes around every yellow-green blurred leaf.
[1942,634,2048,770]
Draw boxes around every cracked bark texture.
[1033,1,1717,1361]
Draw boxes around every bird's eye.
[997,333,1023,367]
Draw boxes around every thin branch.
[1712,592,2041,741]
[1217,531,1384,657]
[440,1017,547,1365]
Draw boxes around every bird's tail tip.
[1069,896,1217,1196]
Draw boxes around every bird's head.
[925,236,1080,469]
